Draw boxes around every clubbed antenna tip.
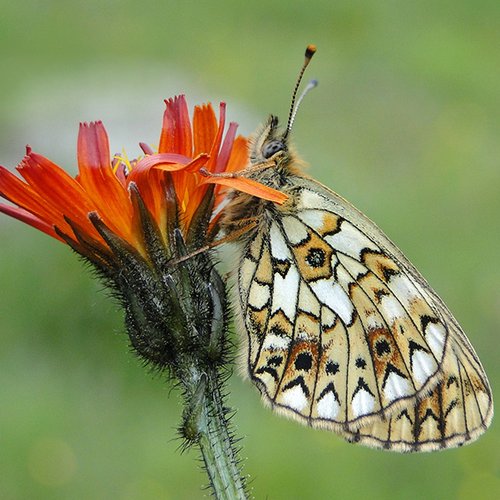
[284,45,318,139]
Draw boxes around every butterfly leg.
[170,219,259,265]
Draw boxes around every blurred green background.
[1,0,499,498]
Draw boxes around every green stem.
[181,365,247,499]
[97,186,248,496]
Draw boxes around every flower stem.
[181,365,247,499]
[109,193,247,496]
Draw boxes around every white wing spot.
[351,389,375,418]
[388,273,421,305]
[338,253,368,279]
[425,321,446,359]
[383,372,411,402]
[297,209,325,231]
[282,385,308,412]
[325,221,379,259]
[365,310,384,330]
[298,282,320,316]
[412,351,437,385]
[281,216,309,245]
[298,190,331,211]
[262,334,291,350]
[240,258,257,285]
[272,266,300,322]
[296,329,310,340]
[380,294,407,323]
[311,279,354,325]
[322,307,337,329]
[316,392,340,419]
[336,264,356,289]
[270,222,291,260]
[476,391,491,415]
[248,282,270,309]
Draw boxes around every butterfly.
[219,45,493,451]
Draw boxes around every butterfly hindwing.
[236,174,492,449]
[344,322,492,451]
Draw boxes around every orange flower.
[0,95,286,264]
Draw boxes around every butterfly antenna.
[283,44,317,140]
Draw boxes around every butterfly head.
[250,115,289,165]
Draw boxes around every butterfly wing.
[236,175,492,450]
[344,324,492,451]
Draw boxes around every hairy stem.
[181,365,247,499]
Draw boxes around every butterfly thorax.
[218,116,304,239]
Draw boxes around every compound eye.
[262,140,285,159]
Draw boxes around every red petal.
[0,161,96,241]
[0,165,53,221]
[77,122,134,243]
[205,102,226,172]
[0,202,62,241]
[225,136,249,173]
[159,95,193,156]
[16,154,95,229]
[182,153,210,173]
[77,121,110,170]
[214,121,238,173]
[202,176,288,204]
[193,104,218,156]
[131,152,194,176]
[129,171,168,236]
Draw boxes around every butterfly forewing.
[233,172,492,450]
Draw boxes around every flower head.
[0,95,286,268]
[0,94,288,368]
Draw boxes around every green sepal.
[185,184,215,248]
[129,182,171,267]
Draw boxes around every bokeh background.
[1,1,499,498]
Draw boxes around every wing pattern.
[237,182,492,451]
